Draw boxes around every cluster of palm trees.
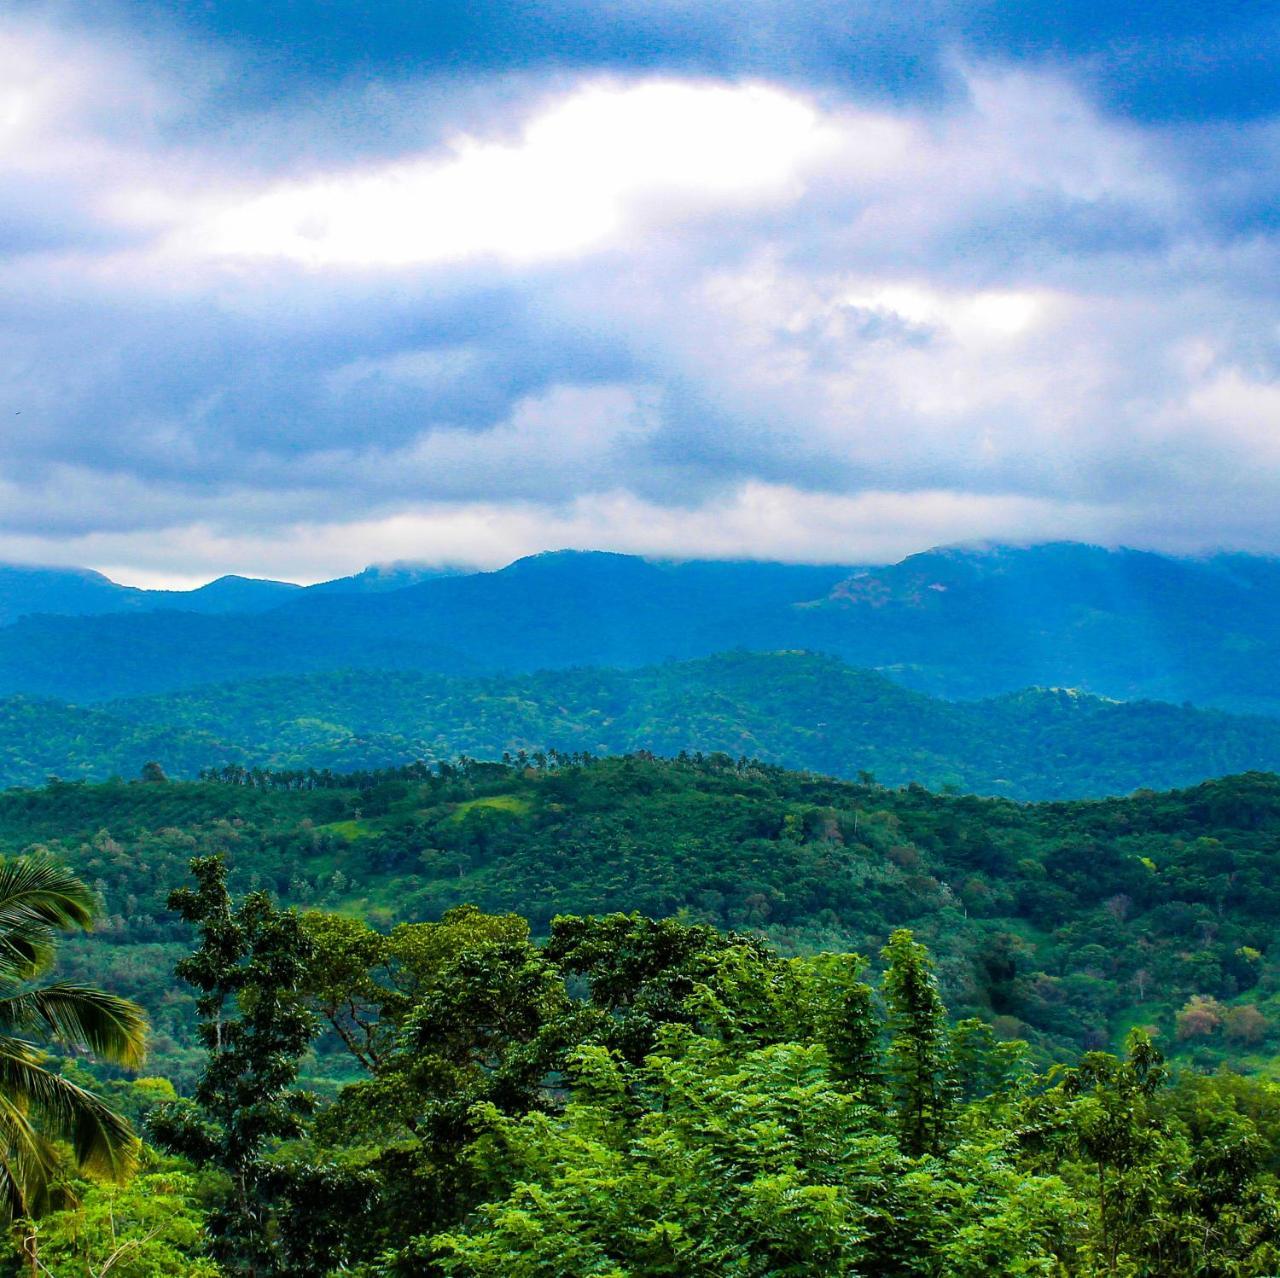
[0,856,146,1229]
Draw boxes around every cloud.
[11,479,1277,591]
[187,81,836,267]
[33,0,1280,124]
[0,484,1111,585]
[2,8,1280,584]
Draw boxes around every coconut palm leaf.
[0,1143,39,1223]
[0,1041,139,1181]
[0,1082,62,1219]
[0,857,99,979]
[0,985,148,1071]
[0,857,149,1223]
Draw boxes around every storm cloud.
[2,2,1279,583]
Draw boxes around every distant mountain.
[0,558,478,623]
[145,574,303,613]
[0,608,479,702]
[0,553,860,700]
[0,564,141,626]
[0,562,301,625]
[789,543,1280,713]
[279,551,864,660]
[302,561,468,594]
[8,651,1280,798]
[1,543,1279,712]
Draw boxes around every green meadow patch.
[316,818,375,841]
[448,792,532,822]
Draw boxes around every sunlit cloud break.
[190,81,835,267]
[1,5,1279,585]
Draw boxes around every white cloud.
[0,482,1106,587]
[182,80,839,267]
[291,382,664,501]
[9,478,1276,591]
[3,13,1280,583]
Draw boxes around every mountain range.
[1,543,1278,713]
[7,651,1280,799]
[0,558,477,626]
[0,563,301,625]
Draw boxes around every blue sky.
[2,1,1279,584]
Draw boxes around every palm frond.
[0,1144,34,1222]
[0,1041,139,1185]
[0,986,148,1071]
[0,858,99,980]
[0,1075,64,1220]
[0,859,141,1224]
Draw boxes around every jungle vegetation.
[0,752,1278,1273]
[7,651,1280,799]
[11,874,1280,1275]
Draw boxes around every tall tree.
[149,856,317,1277]
[304,906,587,1261]
[881,928,954,1157]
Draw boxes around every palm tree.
[0,855,147,1224]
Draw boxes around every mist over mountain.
[300,562,469,594]
[0,563,303,626]
[0,543,1277,713]
[790,543,1280,713]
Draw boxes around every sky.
[2,2,1279,586]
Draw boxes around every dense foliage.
[7,651,1280,798]
[1,754,1278,1086]
[0,752,1277,1273]
[148,856,321,1274]
[77,880,1280,1274]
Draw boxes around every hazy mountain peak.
[0,562,140,626]
[305,561,468,594]
[499,549,651,573]
[187,575,300,596]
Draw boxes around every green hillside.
[5,754,1280,1274]
[7,651,1280,799]
[9,755,1279,1087]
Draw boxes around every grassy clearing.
[316,818,375,841]
[449,793,532,822]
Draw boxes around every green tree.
[1036,1032,1171,1273]
[149,855,317,1277]
[546,912,781,1062]
[430,1037,885,1278]
[881,928,954,1157]
[1020,1031,1280,1274]
[19,1160,217,1278]
[429,1030,1075,1278]
[307,906,588,1263]
[804,953,883,1102]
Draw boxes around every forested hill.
[9,755,1278,1085]
[8,652,1280,798]
[2,544,1279,711]
[0,562,301,624]
[0,558,471,626]
[0,554,856,701]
